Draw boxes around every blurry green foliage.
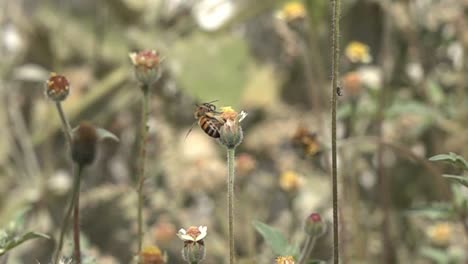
[253,220,300,259]
[0,209,49,256]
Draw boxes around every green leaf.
[0,231,50,256]
[253,220,291,256]
[420,246,450,264]
[406,203,454,220]
[442,174,468,188]
[429,152,468,170]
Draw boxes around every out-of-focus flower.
[218,107,247,149]
[45,72,70,102]
[305,212,326,237]
[193,0,235,31]
[236,153,256,177]
[153,220,177,245]
[276,256,295,264]
[345,41,372,64]
[129,50,162,88]
[342,71,362,97]
[358,66,382,89]
[279,170,304,192]
[276,1,306,21]
[292,125,320,156]
[177,226,207,263]
[426,222,452,247]
[140,245,165,264]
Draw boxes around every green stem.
[330,0,341,262]
[54,165,83,263]
[227,148,236,264]
[137,88,150,257]
[298,236,317,264]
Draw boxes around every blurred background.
[0,0,467,263]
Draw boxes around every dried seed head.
[71,122,98,167]
[129,50,162,89]
[45,72,70,101]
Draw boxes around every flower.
[129,50,162,88]
[140,245,165,264]
[345,41,372,64]
[279,171,304,192]
[177,226,207,242]
[305,213,326,237]
[276,256,295,264]
[426,222,452,247]
[45,72,70,101]
[218,107,247,149]
[177,226,207,263]
[276,2,306,21]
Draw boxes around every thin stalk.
[55,102,72,145]
[298,236,317,264]
[330,0,341,262]
[73,176,82,263]
[137,87,151,257]
[227,148,236,264]
[54,165,83,263]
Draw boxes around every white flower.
[177,226,207,242]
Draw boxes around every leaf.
[0,231,50,256]
[406,203,453,220]
[429,152,468,170]
[253,220,291,256]
[442,174,468,188]
[96,128,119,142]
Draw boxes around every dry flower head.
[276,256,295,264]
[45,72,70,101]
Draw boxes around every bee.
[185,101,225,140]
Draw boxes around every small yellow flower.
[276,2,306,21]
[276,256,295,264]
[426,222,452,247]
[140,245,165,264]
[345,41,372,63]
[279,171,304,192]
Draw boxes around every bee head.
[194,101,217,119]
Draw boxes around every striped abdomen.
[198,116,222,138]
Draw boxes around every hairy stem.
[227,148,236,264]
[54,165,83,263]
[298,236,317,264]
[330,0,341,262]
[137,88,151,257]
[55,102,72,145]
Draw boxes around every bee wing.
[184,122,197,142]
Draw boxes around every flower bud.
[177,226,207,263]
[129,50,162,89]
[140,245,166,264]
[304,213,326,238]
[45,72,70,101]
[218,107,247,149]
[276,256,295,264]
[71,122,98,167]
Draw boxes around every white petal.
[195,226,208,241]
[238,111,248,122]
[178,228,187,235]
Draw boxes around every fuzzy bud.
[218,108,247,149]
[304,213,326,238]
[45,72,70,101]
[71,122,98,167]
[129,50,162,89]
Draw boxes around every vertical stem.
[330,0,341,262]
[227,148,236,264]
[73,177,82,263]
[298,236,317,264]
[54,165,83,263]
[137,88,151,257]
[55,102,72,145]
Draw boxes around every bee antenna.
[207,99,219,104]
[184,122,197,142]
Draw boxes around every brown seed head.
[71,122,98,167]
[45,72,70,101]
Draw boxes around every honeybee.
[185,101,225,140]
